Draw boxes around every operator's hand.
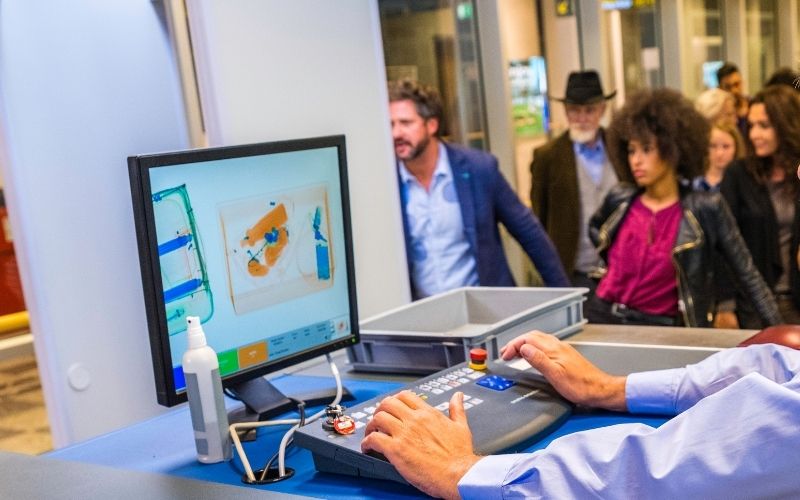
[361,390,480,500]
[500,331,628,412]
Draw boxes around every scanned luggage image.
[152,185,214,335]
[219,183,334,314]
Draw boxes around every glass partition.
[378,0,488,150]
[745,0,778,93]
[601,1,663,95]
[683,0,724,97]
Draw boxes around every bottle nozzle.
[186,316,207,349]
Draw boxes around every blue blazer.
[399,143,569,298]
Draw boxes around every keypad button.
[355,421,366,429]
[351,412,366,419]
[435,402,450,411]
[445,374,458,380]
[441,385,453,391]
[463,402,473,410]
[458,377,470,384]
[431,388,444,394]
[419,385,432,391]
[467,372,484,380]
[471,398,483,405]
[462,394,472,401]
[476,375,516,391]
[437,377,449,384]
[363,406,376,414]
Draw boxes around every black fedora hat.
[552,70,616,105]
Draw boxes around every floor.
[0,351,52,455]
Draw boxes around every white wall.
[184,0,409,318]
[0,1,190,444]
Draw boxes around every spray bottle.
[182,316,232,463]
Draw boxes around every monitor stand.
[226,377,354,438]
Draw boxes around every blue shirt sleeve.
[458,344,800,498]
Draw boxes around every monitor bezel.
[128,135,359,407]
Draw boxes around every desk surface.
[47,373,668,499]
[0,450,307,500]
[46,324,744,498]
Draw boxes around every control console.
[294,350,572,484]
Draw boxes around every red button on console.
[469,348,487,370]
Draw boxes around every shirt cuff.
[458,454,527,500]
[625,368,684,415]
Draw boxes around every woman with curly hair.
[585,88,780,327]
[720,84,800,328]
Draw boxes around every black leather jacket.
[589,183,782,327]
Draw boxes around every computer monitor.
[128,135,359,418]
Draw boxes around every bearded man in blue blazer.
[388,79,569,299]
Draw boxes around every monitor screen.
[128,135,359,408]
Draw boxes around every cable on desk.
[258,402,306,481]
[229,353,343,484]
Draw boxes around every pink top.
[596,197,682,316]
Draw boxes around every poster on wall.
[509,56,549,138]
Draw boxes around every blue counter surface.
[48,374,668,499]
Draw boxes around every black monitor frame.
[128,135,359,409]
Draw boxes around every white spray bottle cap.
[186,316,207,349]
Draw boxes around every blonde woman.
[692,122,744,192]
[695,88,737,129]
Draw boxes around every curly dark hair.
[606,88,710,183]
[387,79,444,136]
[745,84,800,185]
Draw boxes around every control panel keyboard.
[294,361,572,484]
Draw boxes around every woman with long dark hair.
[720,84,800,328]
[585,88,780,327]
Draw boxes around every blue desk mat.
[48,374,669,499]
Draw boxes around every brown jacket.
[529,130,625,275]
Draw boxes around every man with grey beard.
[530,71,625,294]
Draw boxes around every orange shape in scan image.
[241,203,289,277]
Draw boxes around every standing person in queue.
[584,88,780,327]
[717,62,750,137]
[388,79,569,299]
[692,121,746,329]
[720,84,800,327]
[694,87,738,131]
[692,121,744,192]
[530,70,627,296]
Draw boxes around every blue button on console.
[475,375,515,391]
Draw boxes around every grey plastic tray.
[348,287,587,374]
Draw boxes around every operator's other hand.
[500,331,628,412]
[361,390,480,500]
